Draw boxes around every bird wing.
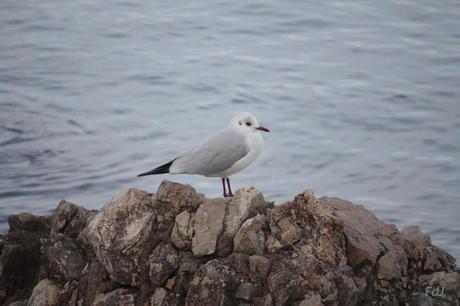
[170,129,250,176]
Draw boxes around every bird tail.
[137,159,174,177]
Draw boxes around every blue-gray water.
[1,1,459,261]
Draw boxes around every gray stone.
[224,187,266,237]
[192,198,227,256]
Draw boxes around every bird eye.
[246,122,251,126]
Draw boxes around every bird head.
[230,112,270,134]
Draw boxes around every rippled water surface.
[1,1,459,260]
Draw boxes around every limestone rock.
[224,187,268,237]
[191,198,227,256]
[86,188,167,286]
[217,187,271,255]
[234,214,266,255]
[171,211,194,250]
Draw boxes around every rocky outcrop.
[0,180,458,306]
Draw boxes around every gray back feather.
[172,129,250,176]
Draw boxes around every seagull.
[138,112,269,197]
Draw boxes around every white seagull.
[138,112,270,197]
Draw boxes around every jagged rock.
[270,191,346,268]
[92,288,136,306]
[320,196,394,268]
[1,181,458,306]
[234,214,266,255]
[224,187,267,236]
[51,200,94,238]
[217,187,271,255]
[148,243,180,287]
[27,279,61,306]
[191,198,227,257]
[43,235,87,281]
[85,188,173,286]
[171,211,194,250]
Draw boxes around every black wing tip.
[137,160,174,177]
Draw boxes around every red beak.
[256,126,270,132]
